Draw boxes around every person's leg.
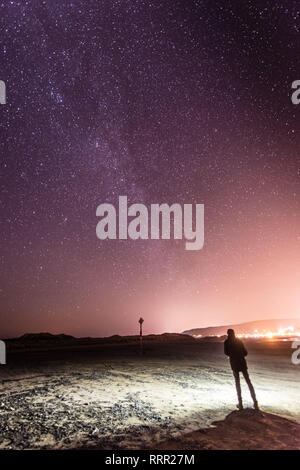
[242,369,259,409]
[233,370,243,409]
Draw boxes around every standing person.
[224,329,259,410]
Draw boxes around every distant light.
[236,326,300,340]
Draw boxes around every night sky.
[1,1,300,338]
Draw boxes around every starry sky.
[1,0,300,338]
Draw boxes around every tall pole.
[139,317,144,355]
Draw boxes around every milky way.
[1,1,300,337]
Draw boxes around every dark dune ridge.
[6,332,196,353]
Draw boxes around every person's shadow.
[154,409,300,450]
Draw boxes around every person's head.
[227,328,235,339]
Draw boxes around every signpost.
[139,317,144,355]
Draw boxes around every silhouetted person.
[224,329,259,410]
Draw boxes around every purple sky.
[1,1,300,338]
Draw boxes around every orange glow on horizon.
[194,326,300,340]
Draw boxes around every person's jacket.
[224,337,248,372]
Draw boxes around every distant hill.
[6,332,195,352]
[182,318,300,337]
[18,332,74,341]
[15,332,193,343]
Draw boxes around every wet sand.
[0,336,299,449]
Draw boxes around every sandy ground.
[0,338,300,450]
